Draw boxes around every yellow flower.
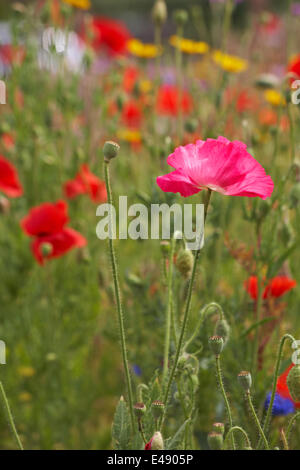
[169,35,209,55]
[212,50,248,73]
[264,89,286,107]
[117,129,142,144]
[62,0,91,10]
[127,39,162,59]
[19,392,32,403]
[18,366,35,378]
[139,80,152,94]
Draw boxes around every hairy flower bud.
[215,318,230,346]
[145,431,164,450]
[207,432,223,450]
[238,371,252,392]
[173,9,188,27]
[103,141,120,162]
[152,0,167,25]
[176,249,194,279]
[209,336,224,356]
[287,365,300,402]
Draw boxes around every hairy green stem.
[286,412,300,446]
[258,334,296,448]
[0,382,23,450]
[224,426,251,449]
[216,355,235,450]
[159,190,212,430]
[104,162,135,432]
[246,391,269,450]
[163,238,175,382]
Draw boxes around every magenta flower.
[156,137,274,199]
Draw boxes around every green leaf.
[166,419,191,450]
[241,317,275,338]
[112,396,131,450]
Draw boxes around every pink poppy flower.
[156,137,274,199]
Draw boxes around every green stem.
[224,426,251,449]
[222,0,234,52]
[163,238,175,382]
[216,355,235,450]
[175,25,184,143]
[258,334,296,448]
[246,391,269,450]
[104,162,135,432]
[159,190,212,430]
[252,266,263,376]
[286,412,300,446]
[0,382,23,450]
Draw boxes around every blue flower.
[264,392,295,416]
[132,364,142,377]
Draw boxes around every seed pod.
[151,401,164,420]
[238,371,252,392]
[209,336,224,356]
[215,318,230,346]
[207,432,223,450]
[212,422,225,436]
[176,249,194,279]
[134,402,146,417]
[103,141,120,162]
[287,365,300,402]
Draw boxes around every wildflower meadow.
[1,0,300,453]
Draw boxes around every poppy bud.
[145,431,164,450]
[287,365,300,402]
[103,141,120,162]
[152,0,167,25]
[176,248,194,279]
[160,240,170,256]
[134,402,146,417]
[173,9,188,27]
[40,242,53,258]
[207,432,223,450]
[151,401,164,420]
[238,371,252,392]
[212,422,225,436]
[209,336,224,356]
[215,318,230,346]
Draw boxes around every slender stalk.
[175,25,184,143]
[258,334,296,448]
[246,390,269,450]
[0,382,23,450]
[216,355,235,450]
[163,237,175,382]
[224,426,251,449]
[159,190,212,430]
[222,0,234,52]
[104,162,135,432]
[286,412,300,446]
[280,428,289,450]
[252,266,263,376]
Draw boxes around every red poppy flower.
[123,66,139,94]
[156,85,193,116]
[21,200,86,265]
[83,17,131,55]
[1,133,15,151]
[0,155,23,197]
[245,276,296,300]
[0,45,26,67]
[64,164,107,203]
[288,54,300,81]
[121,100,143,129]
[277,364,300,409]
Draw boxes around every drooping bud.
[134,402,146,417]
[209,336,224,356]
[215,318,230,346]
[145,431,164,450]
[103,141,120,163]
[173,9,188,27]
[152,0,167,25]
[287,365,300,402]
[175,248,194,279]
[207,432,223,450]
[212,422,225,436]
[238,371,252,392]
[41,242,53,258]
[151,401,164,420]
